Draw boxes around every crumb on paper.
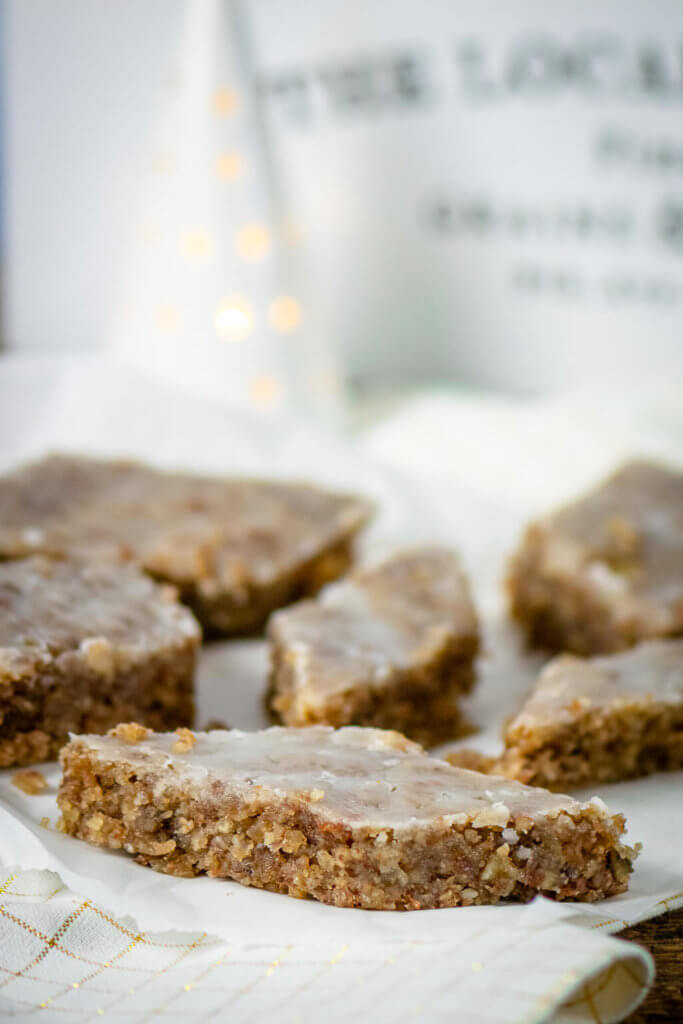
[444,749,496,774]
[40,816,50,830]
[172,727,197,753]
[202,719,230,732]
[12,769,48,795]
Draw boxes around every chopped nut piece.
[57,725,637,910]
[11,769,47,795]
[111,723,152,744]
[80,637,115,678]
[172,728,197,753]
[472,802,510,829]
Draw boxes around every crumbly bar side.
[268,638,477,746]
[57,740,636,910]
[0,644,196,768]
[498,700,683,790]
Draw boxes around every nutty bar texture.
[267,548,479,745]
[0,454,373,634]
[57,724,637,910]
[496,639,683,790]
[507,459,683,655]
[0,558,199,767]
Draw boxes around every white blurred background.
[2,0,682,407]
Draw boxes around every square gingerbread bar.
[0,558,199,767]
[267,548,479,746]
[0,454,373,635]
[496,639,683,790]
[507,459,683,655]
[57,724,637,910]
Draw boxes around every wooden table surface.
[620,908,683,1022]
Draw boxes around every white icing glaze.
[269,548,476,704]
[0,455,373,592]
[550,459,683,612]
[0,557,199,659]
[75,725,603,831]
[511,639,683,729]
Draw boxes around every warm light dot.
[236,224,271,262]
[248,374,282,408]
[182,229,213,263]
[157,305,181,332]
[213,88,238,115]
[150,151,175,175]
[215,298,252,340]
[216,151,244,180]
[471,961,483,972]
[72,982,80,989]
[184,984,193,992]
[269,296,301,333]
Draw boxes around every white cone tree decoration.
[108,0,339,419]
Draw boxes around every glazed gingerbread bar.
[267,548,479,745]
[0,557,199,767]
[57,724,637,910]
[495,639,683,790]
[0,454,373,634]
[507,459,683,655]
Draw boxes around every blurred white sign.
[5,0,683,396]
[247,0,683,391]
